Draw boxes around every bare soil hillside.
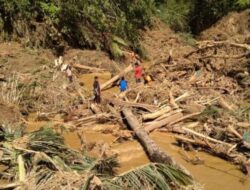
[200,9,250,43]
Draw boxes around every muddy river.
[26,73,250,190]
[26,119,250,190]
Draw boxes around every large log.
[182,127,234,148]
[142,106,171,121]
[101,64,133,90]
[107,98,157,112]
[145,112,201,133]
[122,108,185,169]
[145,112,184,132]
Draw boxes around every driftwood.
[167,112,201,127]
[175,135,210,148]
[145,111,200,133]
[169,90,179,109]
[227,125,242,139]
[90,103,102,114]
[145,112,183,132]
[122,108,189,174]
[182,127,234,148]
[155,109,183,121]
[185,40,250,58]
[202,53,249,59]
[142,106,171,121]
[218,97,236,111]
[101,64,133,90]
[0,183,22,189]
[107,98,157,112]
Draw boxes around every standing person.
[134,62,143,83]
[119,76,128,92]
[93,76,101,104]
[66,65,73,83]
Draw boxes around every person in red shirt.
[134,62,143,83]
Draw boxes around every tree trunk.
[107,98,157,112]
[101,64,133,90]
[142,106,171,121]
[122,108,185,169]
[145,112,183,132]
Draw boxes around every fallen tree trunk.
[182,127,234,148]
[175,135,210,148]
[155,109,183,121]
[142,106,171,121]
[107,98,157,112]
[101,64,133,90]
[167,112,201,127]
[145,112,183,133]
[122,108,187,172]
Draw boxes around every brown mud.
[25,117,250,190]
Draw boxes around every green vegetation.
[0,126,195,189]
[0,0,249,56]
[0,0,155,57]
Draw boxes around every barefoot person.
[93,76,101,104]
[134,62,143,83]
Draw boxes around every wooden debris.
[142,106,171,121]
[107,98,157,112]
[182,127,234,148]
[101,64,133,90]
[145,112,183,132]
[122,108,189,175]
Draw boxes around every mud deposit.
[26,116,250,190]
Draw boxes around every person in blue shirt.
[119,76,128,92]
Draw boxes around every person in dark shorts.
[93,76,101,104]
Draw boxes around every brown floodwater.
[26,119,250,190]
[78,72,119,96]
[25,73,250,190]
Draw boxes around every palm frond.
[102,163,194,190]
